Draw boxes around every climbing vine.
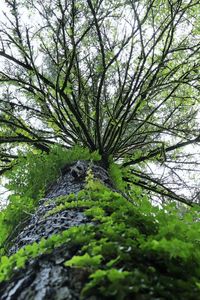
[0,146,100,253]
[0,180,200,299]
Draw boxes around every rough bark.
[0,161,111,300]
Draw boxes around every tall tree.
[0,0,200,203]
[1,1,200,299]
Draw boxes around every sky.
[0,0,200,208]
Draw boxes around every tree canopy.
[0,0,200,204]
[1,2,200,298]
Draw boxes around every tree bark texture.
[0,161,111,300]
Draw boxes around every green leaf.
[65,253,102,269]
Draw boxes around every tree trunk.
[0,161,111,300]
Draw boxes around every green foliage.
[6,145,100,199]
[64,183,200,299]
[0,224,93,282]
[0,146,100,254]
[0,194,35,255]
[0,180,200,299]
[65,253,103,269]
[108,162,126,191]
[82,269,132,299]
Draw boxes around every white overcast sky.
[0,0,200,209]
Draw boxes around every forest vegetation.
[0,0,200,299]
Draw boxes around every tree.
[1,0,200,204]
[0,1,200,299]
